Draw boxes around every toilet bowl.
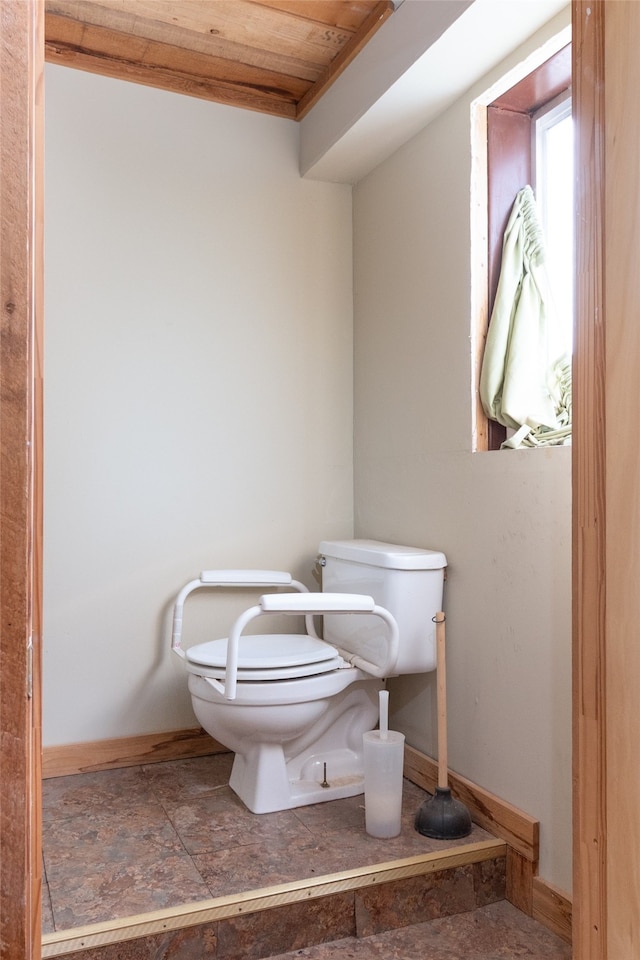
[188,670,382,813]
[171,541,447,814]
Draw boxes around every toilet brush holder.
[363,730,405,838]
[363,691,405,838]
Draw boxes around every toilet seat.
[188,661,367,707]
[186,633,345,681]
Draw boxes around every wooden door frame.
[1,1,636,957]
[573,1,640,956]
[572,1,606,955]
[0,1,43,958]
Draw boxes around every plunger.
[415,612,472,839]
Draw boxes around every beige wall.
[352,13,572,892]
[43,65,354,746]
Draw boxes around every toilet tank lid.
[319,539,447,570]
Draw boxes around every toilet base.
[229,746,366,814]
[189,673,382,814]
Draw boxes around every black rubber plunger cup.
[415,613,472,840]
[415,784,472,840]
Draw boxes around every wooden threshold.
[41,839,504,957]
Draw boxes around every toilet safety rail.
[170,572,399,701]
[209,592,399,701]
[171,570,316,658]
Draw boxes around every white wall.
[44,66,354,746]
[352,15,572,892]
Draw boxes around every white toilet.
[171,539,447,814]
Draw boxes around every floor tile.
[162,787,312,856]
[217,894,356,960]
[265,900,572,960]
[140,753,235,802]
[43,802,184,877]
[42,766,155,821]
[355,865,478,937]
[194,834,350,898]
[48,853,211,929]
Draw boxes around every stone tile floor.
[41,753,571,960]
[42,752,493,931]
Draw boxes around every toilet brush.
[415,612,472,840]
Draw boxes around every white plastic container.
[363,729,405,838]
[362,689,406,838]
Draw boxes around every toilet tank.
[319,539,447,675]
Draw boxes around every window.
[534,94,573,360]
[473,43,572,451]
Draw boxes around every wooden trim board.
[505,847,534,916]
[0,3,44,958]
[41,839,505,957]
[533,876,573,945]
[42,727,225,778]
[572,2,607,956]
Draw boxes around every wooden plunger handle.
[435,612,448,789]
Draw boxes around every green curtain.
[479,185,571,449]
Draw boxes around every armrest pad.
[259,592,375,613]
[200,570,292,586]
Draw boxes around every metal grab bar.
[214,592,399,700]
[171,570,313,658]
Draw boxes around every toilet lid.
[185,634,344,681]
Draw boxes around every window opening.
[474,42,572,451]
[534,93,573,359]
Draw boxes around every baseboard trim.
[532,876,572,943]
[42,727,225,778]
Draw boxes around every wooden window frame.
[478,43,572,450]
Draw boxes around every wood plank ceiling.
[44,0,396,120]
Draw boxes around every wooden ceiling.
[44,0,396,120]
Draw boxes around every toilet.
[171,540,447,814]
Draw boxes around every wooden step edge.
[41,838,506,957]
